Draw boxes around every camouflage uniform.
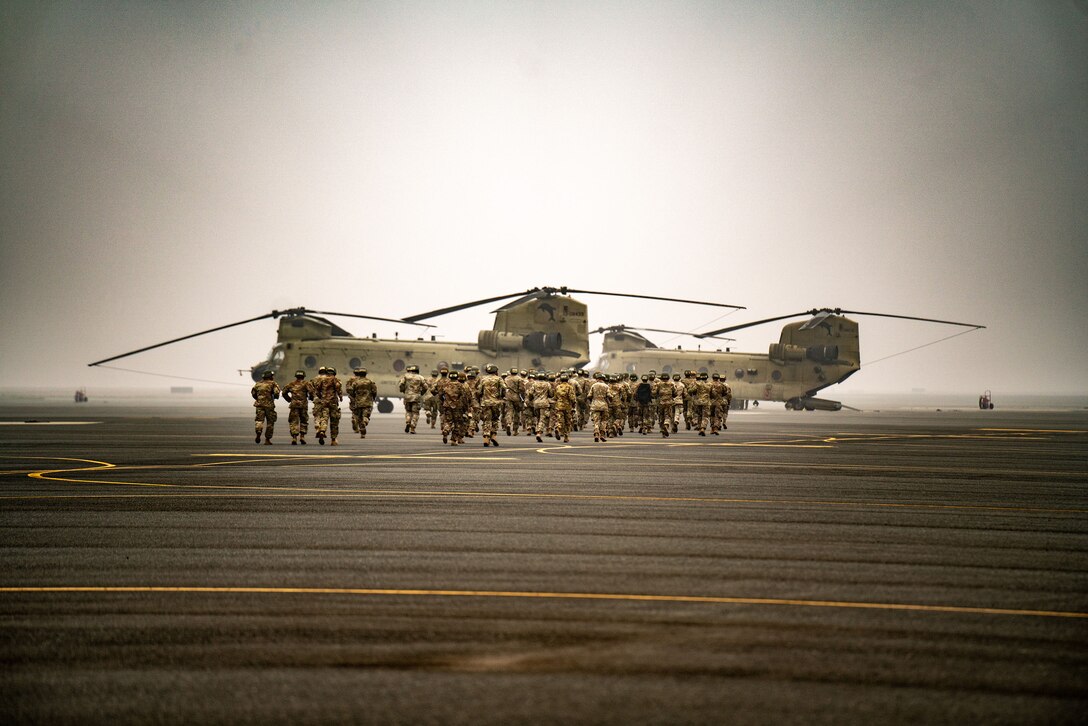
[587,375,613,442]
[655,375,675,438]
[464,371,480,436]
[688,375,712,435]
[476,367,507,445]
[503,368,526,435]
[553,377,577,442]
[672,375,686,433]
[346,371,378,438]
[608,376,627,437]
[714,378,733,432]
[627,374,640,431]
[527,375,553,442]
[281,375,314,443]
[439,373,468,445]
[398,367,427,433]
[251,377,280,444]
[423,372,440,428]
[313,372,343,444]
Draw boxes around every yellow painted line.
[19,471,1088,514]
[1,586,1083,620]
[978,428,1087,434]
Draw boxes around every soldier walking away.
[587,372,613,443]
[424,370,440,428]
[398,365,427,433]
[476,364,506,447]
[251,370,280,445]
[347,368,378,438]
[527,372,554,443]
[313,367,343,445]
[309,366,328,442]
[439,370,468,445]
[503,367,526,436]
[655,373,675,438]
[688,372,712,436]
[634,374,653,434]
[281,369,314,445]
[553,374,577,442]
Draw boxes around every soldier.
[709,373,727,435]
[503,367,526,436]
[423,370,440,428]
[587,372,613,443]
[716,374,733,431]
[553,373,577,442]
[608,374,627,438]
[681,371,696,430]
[313,366,343,445]
[398,364,427,434]
[439,370,467,445]
[281,369,314,445]
[476,364,506,447]
[520,370,535,435]
[309,366,328,439]
[526,372,553,443]
[627,373,640,432]
[464,369,479,436]
[655,373,675,438]
[347,368,378,438]
[672,373,686,434]
[634,373,654,434]
[251,370,280,445]
[688,371,712,436]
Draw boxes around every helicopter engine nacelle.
[769,343,806,364]
[523,331,563,355]
[478,330,524,353]
[806,345,840,363]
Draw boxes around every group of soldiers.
[251,365,733,446]
[250,366,377,445]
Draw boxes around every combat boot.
[291,437,298,445]
[255,433,262,444]
[536,433,543,443]
[299,437,306,445]
[330,439,339,446]
[491,436,499,447]
[317,432,325,444]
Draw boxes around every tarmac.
[1,401,1086,723]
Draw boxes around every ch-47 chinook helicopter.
[88,288,743,413]
[594,308,985,411]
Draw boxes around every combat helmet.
[294,370,306,379]
[262,370,274,380]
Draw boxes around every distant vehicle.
[979,390,994,409]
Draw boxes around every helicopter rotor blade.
[561,288,745,310]
[305,309,434,328]
[591,324,735,341]
[88,312,279,367]
[697,308,986,338]
[405,287,746,324]
[88,306,429,367]
[402,290,539,323]
[832,309,986,329]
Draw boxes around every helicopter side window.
[393,359,405,372]
[771,370,782,382]
[304,355,317,368]
[734,368,745,379]
[662,365,673,374]
[349,357,362,369]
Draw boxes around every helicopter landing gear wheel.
[377,398,394,414]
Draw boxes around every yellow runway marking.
[1,586,1083,620]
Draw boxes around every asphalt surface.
[2,404,1087,724]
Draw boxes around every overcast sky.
[2,1,1085,396]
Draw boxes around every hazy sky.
[2,1,1086,395]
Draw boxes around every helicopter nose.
[251,364,271,382]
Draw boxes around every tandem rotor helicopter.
[594,309,985,411]
[88,288,984,412]
[88,288,744,413]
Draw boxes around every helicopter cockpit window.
[271,348,285,364]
